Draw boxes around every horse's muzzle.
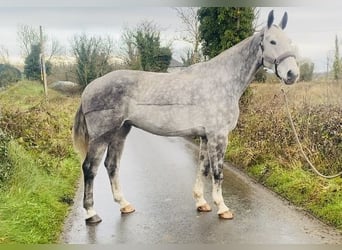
[284,70,298,85]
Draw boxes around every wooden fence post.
[40,25,48,97]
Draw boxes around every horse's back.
[81,70,138,113]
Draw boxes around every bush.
[0,81,80,243]
[230,93,342,176]
[299,61,314,82]
[0,64,21,87]
[226,83,342,229]
[0,129,12,186]
[0,101,75,173]
[0,81,78,173]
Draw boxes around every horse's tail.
[72,104,89,162]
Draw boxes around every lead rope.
[281,87,342,179]
[198,136,202,161]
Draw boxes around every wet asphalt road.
[60,128,342,244]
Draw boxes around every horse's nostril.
[287,70,297,81]
[287,70,293,78]
[285,70,298,84]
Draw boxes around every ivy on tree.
[122,21,172,72]
[24,44,51,81]
[198,7,255,59]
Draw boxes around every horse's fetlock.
[193,190,203,199]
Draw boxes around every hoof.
[85,214,102,225]
[120,204,135,214]
[197,203,212,212]
[218,210,234,220]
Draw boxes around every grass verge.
[0,81,80,243]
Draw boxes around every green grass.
[228,141,342,230]
[0,142,79,243]
[0,81,46,109]
[0,81,80,243]
[267,165,342,230]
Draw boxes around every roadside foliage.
[0,81,80,243]
[227,82,342,230]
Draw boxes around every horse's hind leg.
[82,140,108,224]
[104,124,135,214]
[193,136,212,212]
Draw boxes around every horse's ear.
[279,12,288,29]
[267,10,274,29]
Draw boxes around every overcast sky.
[0,1,342,72]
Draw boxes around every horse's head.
[261,10,299,85]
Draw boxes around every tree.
[24,44,51,81]
[333,35,341,81]
[174,7,201,64]
[17,24,64,60]
[133,21,172,72]
[71,34,114,87]
[181,49,195,66]
[120,26,140,70]
[119,21,173,72]
[299,60,314,82]
[17,24,40,58]
[47,38,65,61]
[24,44,42,80]
[119,21,172,72]
[198,7,255,59]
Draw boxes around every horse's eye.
[270,40,277,45]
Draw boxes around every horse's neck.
[216,33,263,98]
[238,34,262,95]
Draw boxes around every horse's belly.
[127,104,206,137]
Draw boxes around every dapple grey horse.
[73,10,299,224]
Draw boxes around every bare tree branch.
[0,45,9,64]
[71,33,115,86]
[173,7,201,64]
[16,24,40,58]
[17,24,64,61]
[47,38,65,61]
[119,20,164,69]
[119,25,140,68]
[253,8,263,31]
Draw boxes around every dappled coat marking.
[72,10,299,224]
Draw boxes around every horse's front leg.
[193,136,212,212]
[207,133,234,220]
